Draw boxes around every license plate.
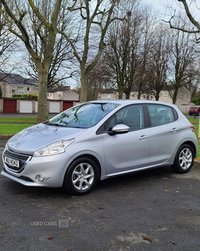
[4,156,19,168]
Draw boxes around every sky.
[143,0,199,18]
[2,0,200,88]
[144,0,182,11]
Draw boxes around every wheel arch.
[180,141,196,157]
[62,153,102,186]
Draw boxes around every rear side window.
[147,104,175,126]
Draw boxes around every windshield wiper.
[47,122,66,127]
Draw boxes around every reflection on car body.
[2,100,198,195]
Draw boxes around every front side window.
[147,104,175,126]
[104,105,144,132]
[48,102,119,128]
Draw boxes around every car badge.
[15,142,20,148]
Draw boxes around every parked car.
[2,100,198,195]
[188,106,200,116]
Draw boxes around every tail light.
[190,123,195,132]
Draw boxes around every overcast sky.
[143,0,199,18]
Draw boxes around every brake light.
[190,123,195,132]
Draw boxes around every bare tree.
[167,0,200,41]
[0,0,62,123]
[0,2,16,70]
[134,10,154,99]
[186,64,200,100]
[23,33,76,89]
[103,2,148,99]
[58,0,124,102]
[168,27,198,104]
[146,23,172,101]
[87,58,112,100]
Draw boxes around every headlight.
[33,139,74,157]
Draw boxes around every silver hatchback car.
[2,100,198,195]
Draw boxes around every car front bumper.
[2,149,70,187]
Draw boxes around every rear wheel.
[63,157,100,195]
[171,144,194,173]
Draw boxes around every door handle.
[139,135,148,140]
[171,128,177,133]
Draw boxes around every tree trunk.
[37,72,48,123]
[172,89,178,104]
[118,87,124,99]
[155,91,160,101]
[124,89,131,99]
[80,71,88,102]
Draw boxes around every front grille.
[3,149,32,173]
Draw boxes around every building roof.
[47,86,71,93]
[0,73,37,86]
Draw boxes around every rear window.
[190,107,198,110]
[147,104,175,126]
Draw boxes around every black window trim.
[144,103,178,127]
[96,104,148,135]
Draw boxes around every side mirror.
[108,124,129,135]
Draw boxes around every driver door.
[102,104,150,175]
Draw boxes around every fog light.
[35,175,44,182]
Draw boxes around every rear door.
[146,104,181,165]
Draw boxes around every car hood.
[7,123,86,154]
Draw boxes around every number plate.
[4,156,19,168]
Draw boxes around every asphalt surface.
[1,141,200,251]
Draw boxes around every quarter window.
[147,104,174,126]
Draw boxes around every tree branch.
[177,0,200,31]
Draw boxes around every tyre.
[171,144,194,173]
[63,157,100,195]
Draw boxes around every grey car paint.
[1,100,198,195]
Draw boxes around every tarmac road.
[1,142,200,251]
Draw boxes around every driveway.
[0,142,200,251]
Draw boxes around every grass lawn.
[0,124,34,135]
[188,118,199,124]
[0,117,37,124]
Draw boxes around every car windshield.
[48,102,119,128]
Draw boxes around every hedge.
[12,94,38,99]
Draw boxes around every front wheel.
[171,144,194,173]
[63,157,100,195]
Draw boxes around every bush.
[27,93,38,99]
[191,97,200,105]
[12,94,38,99]
[12,94,27,98]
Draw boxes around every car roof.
[89,99,178,108]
